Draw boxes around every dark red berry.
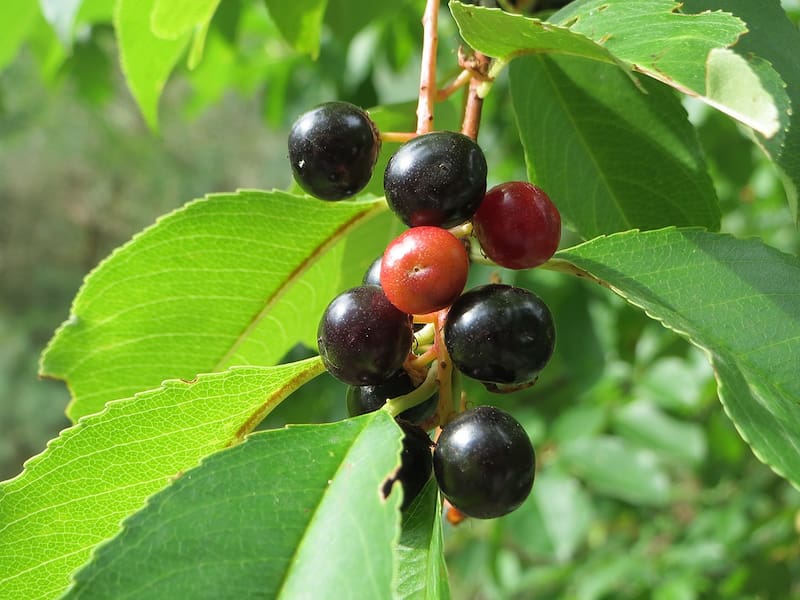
[317,285,412,385]
[472,182,561,270]
[433,406,535,519]
[384,131,487,228]
[380,226,469,315]
[288,102,380,200]
[444,284,555,391]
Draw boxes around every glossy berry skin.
[433,406,535,519]
[473,182,561,269]
[384,131,487,228]
[362,255,382,286]
[317,285,412,385]
[288,102,380,200]
[444,284,555,391]
[381,226,469,315]
[346,370,437,425]
[383,422,433,510]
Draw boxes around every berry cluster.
[289,101,561,519]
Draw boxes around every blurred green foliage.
[1,1,798,597]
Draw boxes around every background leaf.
[559,436,672,506]
[0,0,38,71]
[263,0,327,58]
[64,412,402,599]
[394,480,451,600]
[151,0,221,40]
[556,228,800,488]
[613,400,707,466]
[503,470,594,563]
[324,0,404,42]
[0,358,325,600]
[510,54,719,238]
[114,0,191,130]
[40,191,384,421]
[39,0,83,46]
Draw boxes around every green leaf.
[114,0,190,130]
[449,1,626,70]
[394,480,451,600]
[75,0,114,25]
[556,228,800,487]
[63,412,402,599]
[325,0,402,42]
[559,436,672,506]
[41,191,385,421]
[505,470,593,563]
[452,1,780,138]
[0,358,325,600]
[550,1,779,136]
[683,0,800,221]
[613,401,707,466]
[263,0,327,58]
[151,0,221,68]
[0,0,38,71]
[151,0,221,39]
[39,0,83,46]
[510,54,719,238]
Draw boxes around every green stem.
[384,364,439,417]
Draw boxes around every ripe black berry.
[288,101,380,200]
[433,406,535,519]
[362,255,382,286]
[383,421,433,510]
[384,131,487,228]
[317,285,412,385]
[346,370,437,425]
[444,284,555,391]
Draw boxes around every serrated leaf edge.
[555,227,800,488]
[38,190,385,419]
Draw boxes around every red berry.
[472,182,561,270]
[381,226,469,315]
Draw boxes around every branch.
[416,0,440,134]
[460,51,491,140]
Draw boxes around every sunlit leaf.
[114,0,190,130]
[63,412,402,599]
[0,0,38,71]
[0,359,324,600]
[451,1,781,138]
[263,0,327,58]
[39,0,82,46]
[40,191,385,420]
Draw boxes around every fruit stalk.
[416,0,440,134]
[433,308,458,425]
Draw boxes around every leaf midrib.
[213,202,386,371]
